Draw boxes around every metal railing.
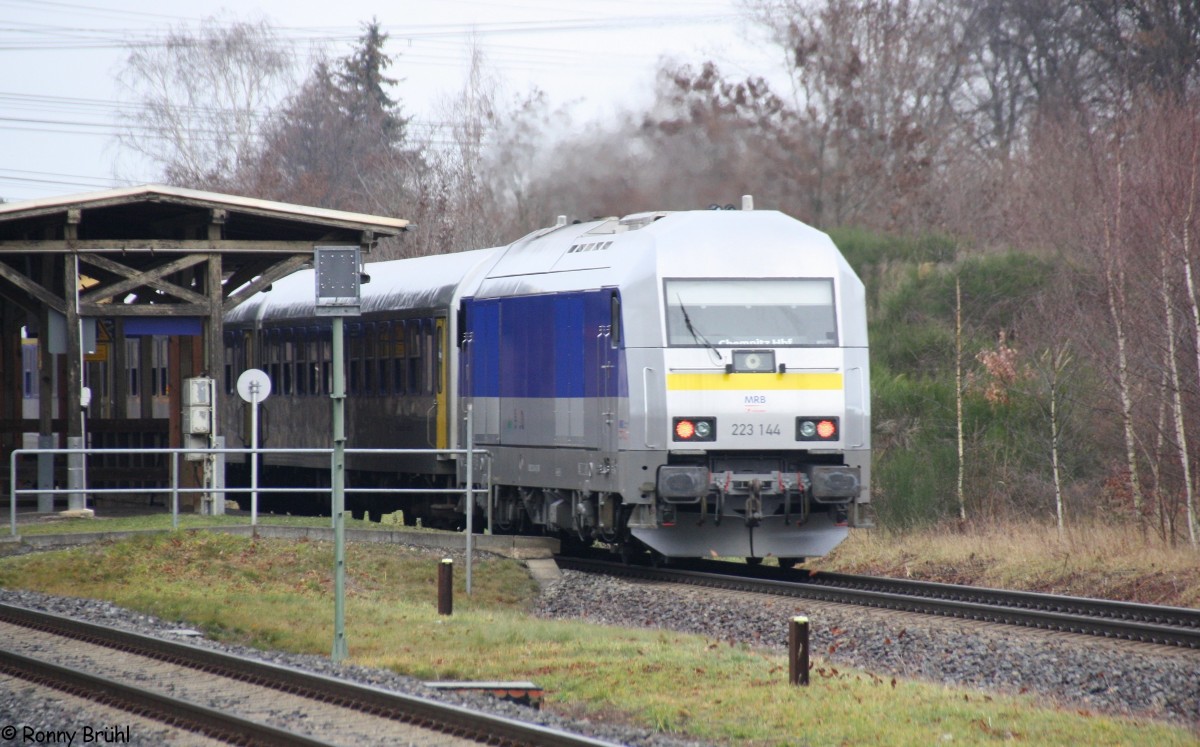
[8,446,493,538]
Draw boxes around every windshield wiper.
[676,294,723,362]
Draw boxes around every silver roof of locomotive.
[472,208,866,347]
[227,207,865,348]
[477,209,852,290]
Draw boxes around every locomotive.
[222,202,870,564]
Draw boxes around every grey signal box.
[315,246,362,316]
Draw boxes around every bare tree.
[377,42,571,258]
[116,15,294,190]
[1127,99,1200,546]
[739,0,963,229]
[1087,0,1200,100]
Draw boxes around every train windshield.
[664,278,837,347]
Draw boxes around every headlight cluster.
[796,417,838,441]
[673,417,716,441]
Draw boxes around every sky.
[0,0,787,204]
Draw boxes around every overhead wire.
[0,0,754,199]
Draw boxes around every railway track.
[556,557,1200,649]
[0,601,618,747]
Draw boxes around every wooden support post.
[63,233,85,511]
[789,616,810,686]
[64,213,82,442]
[438,558,453,616]
[112,319,127,419]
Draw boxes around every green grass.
[10,510,414,536]
[0,531,1194,746]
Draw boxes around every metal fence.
[7,445,493,538]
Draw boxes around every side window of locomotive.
[664,278,838,347]
[610,292,622,348]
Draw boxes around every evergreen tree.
[242,19,412,211]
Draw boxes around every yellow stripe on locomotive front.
[666,372,843,391]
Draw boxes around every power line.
[0,0,763,199]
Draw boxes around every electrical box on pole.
[182,376,215,460]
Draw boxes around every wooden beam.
[0,260,67,314]
[207,253,223,411]
[64,254,82,440]
[222,254,312,313]
[0,240,322,254]
[79,253,209,306]
[221,258,275,297]
[79,302,210,317]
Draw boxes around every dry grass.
[808,520,1200,608]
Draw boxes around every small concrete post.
[66,436,85,512]
[438,558,453,616]
[37,434,55,513]
[789,616,810,686]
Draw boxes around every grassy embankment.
[0,515,1196,746]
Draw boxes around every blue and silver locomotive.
[223,202,870,564]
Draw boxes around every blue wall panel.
[463,289,621,400]
[466,299,501,397]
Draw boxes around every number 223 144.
[730,423,782,437]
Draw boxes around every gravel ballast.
[534,569,1200,729]
[1,554,1197,744]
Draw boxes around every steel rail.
[557,557,1200,649]
[0,601,619,747]
[761,567,1200,627]
[0,648,333,747]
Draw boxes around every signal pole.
[314,247,362,664]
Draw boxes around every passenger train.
[222,202,871,564]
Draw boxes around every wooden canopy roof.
[0,185,409,448]
[0,184,407,319]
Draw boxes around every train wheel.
[618,542,638,564]
[617,536,652,565]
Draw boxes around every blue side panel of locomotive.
[462,289,624,450]
[464,290,617,399]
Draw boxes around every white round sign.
[236,368,272,403]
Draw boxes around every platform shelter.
[0,185,407,511]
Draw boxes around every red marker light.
[817,420,837,439]
[675,420,696,439]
